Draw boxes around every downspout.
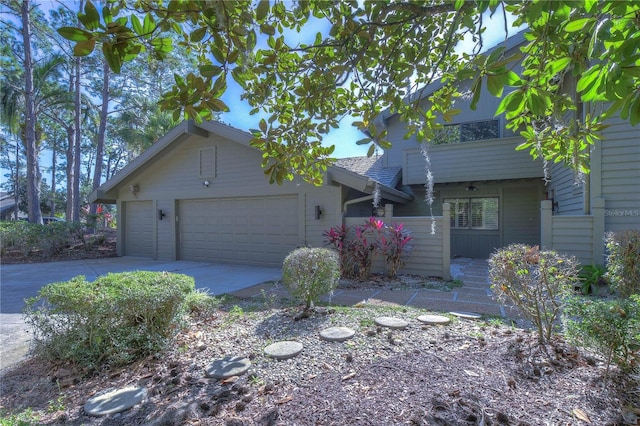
[342,195,374,220]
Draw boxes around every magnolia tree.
[59,1,640,184]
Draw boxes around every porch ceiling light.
[466,183,478,192]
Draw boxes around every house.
[90,120,446,271]
[92,32,638,276]
[349,31,640,266]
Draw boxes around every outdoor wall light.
[315,205,322,220]
[129,184,139,194]
[158,209,166,221]
[546,190,559,213]
[202,180,210,187]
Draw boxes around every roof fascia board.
[329,166,412,203]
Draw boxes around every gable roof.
[90,120,413,204]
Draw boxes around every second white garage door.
[179,195,299,266]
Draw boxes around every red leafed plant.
[378,223,413,278]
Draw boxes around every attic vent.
[199,147,216,178]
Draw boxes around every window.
[432,119,500,145]
[445,198,499,230]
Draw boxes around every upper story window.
[432,119,500,145]
[445,197,499,230]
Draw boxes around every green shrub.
[606,230,640,298]
[24,271,195,371]
[0,220,84,257]
[578,264,608,295]
[564,295,640,371]
[489,244,579,343]
[282,247,340,309]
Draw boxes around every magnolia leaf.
[57,27,93,42]
[200,64,221,78]
[189,27,207,43]
[260,23,275,36]
[470,78,482,110]
[83,1,100,30]
[486,74,504,97]
[142,13,155,34]
[208,99,230,112]
[130,14,143,35]
[367,144,376,157]
[565,18,591,33]
[256,0,270,21]
[102,6,112,24]
[74,39,96,56]
[102,42,121,73]
[259,118,267,132]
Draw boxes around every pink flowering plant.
[324,218,413,280]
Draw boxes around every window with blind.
[445,198,499,230]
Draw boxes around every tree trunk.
[13,140,19,220]
[89,59,109,228]
[50,131,57,215]
[72,55,81,222]
[65,74,76,221]
[21,0,42,224]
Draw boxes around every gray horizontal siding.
[551,216,594,265]
[599,117,640,233]
[403,137,544,185]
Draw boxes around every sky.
[1,2,524,188]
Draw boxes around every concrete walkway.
[230,258,507,317]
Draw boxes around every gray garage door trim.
[124,200,154,257]
[178,195,299,266]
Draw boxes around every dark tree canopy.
[60,0,640,185]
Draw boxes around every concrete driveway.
[0,257,282,370]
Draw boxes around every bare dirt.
[1,237,638,425]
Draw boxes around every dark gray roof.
[334,156,401,188]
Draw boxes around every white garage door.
[124,201,153,257]
[179,196,299,266]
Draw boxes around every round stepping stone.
[264,341,303,360]
[417,314,451,325]
[319,326,356,342]
[374,316,409,330]
[450,311,482,320]
[205,356,251,379]
[84,386,148,416]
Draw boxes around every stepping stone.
[264,341,303,360]
[417,314,451,325]
[374,316,409,330]
[450,311,482,320]
[319,326,356,342]
[84,386,148,416]
[205,356,251,379]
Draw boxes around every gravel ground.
[1,297,637,425]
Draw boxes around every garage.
[124,201,154,257]
[179,195,299,266]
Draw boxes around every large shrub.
[605,230,640,298]
[489,244,579,343]
[24,271,195,371]
[564,295,640,371]
[282,247,340,309]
